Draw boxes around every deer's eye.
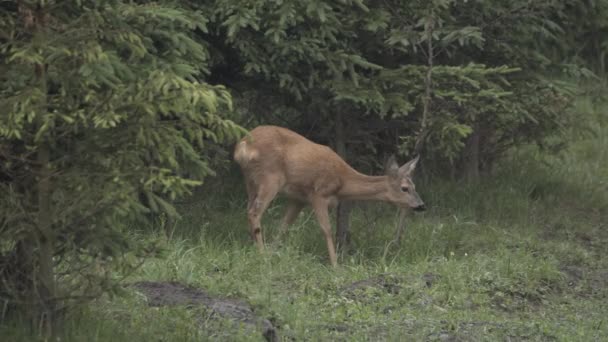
[401,186,409,193]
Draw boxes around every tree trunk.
[34,14,57,331]
[461,125,480,181]
[414,15,434,155]
[164,212,177,240]
[36,142,57,336]
[334,112,351,251]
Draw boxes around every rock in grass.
[132,281,277,342]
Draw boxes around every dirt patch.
[592,271,608,296]
[422,272,441,288]
[340,272,441,297]
[340,274,402,296]
[541,222,607,254]
[489,287,545,313]
[429,320,556,342]
[132,281,277,342]
[575,231,595,249]
[560,265,584,288]
[428,321,504,342]
[558,263,608,298]
[540,224,608,298]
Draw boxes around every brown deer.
[234,125,425,267]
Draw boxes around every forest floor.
[2,100,607,341]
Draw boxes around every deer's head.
[385,155,426,211]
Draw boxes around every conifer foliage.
[202,0,582,174]
[0,0,241,332]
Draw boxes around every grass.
[2,101,607,341]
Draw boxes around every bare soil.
[132,281,277,342]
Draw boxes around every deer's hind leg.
[246,175,282,251]
[277,200,305,239]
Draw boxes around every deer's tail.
[233,139,258,166]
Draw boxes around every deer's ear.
[385,155,400,177]
[399,155,420,175]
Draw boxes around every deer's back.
[234,126,349,197]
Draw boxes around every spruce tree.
[0,0,242,334]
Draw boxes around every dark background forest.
[1,0,607,340]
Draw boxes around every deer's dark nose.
[413,204,426,212]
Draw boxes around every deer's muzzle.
[413,204,426,212]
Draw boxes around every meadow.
[2,99,607,341]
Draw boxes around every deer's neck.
[338,171,390,201]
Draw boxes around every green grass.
[2,102,607,341]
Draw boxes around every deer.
[234,125,426,267]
